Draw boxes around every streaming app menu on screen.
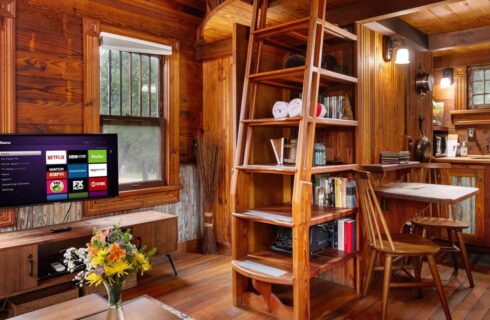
[0,135,118,208]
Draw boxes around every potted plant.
[64,225,155,320]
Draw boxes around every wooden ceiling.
[400,0,490,35]
[198,0,361,43]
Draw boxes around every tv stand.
[0,211,177,300]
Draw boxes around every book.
[337,218,349,251]
[344,219,354,253]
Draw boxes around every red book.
[344,220,354,253]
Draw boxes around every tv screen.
[0,134,118,208]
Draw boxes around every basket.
[8,283,79,317]
[81,274,137,296]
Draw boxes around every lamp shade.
[395,47,410,64]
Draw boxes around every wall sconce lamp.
[382,36,410,64]
[440,68,454,88]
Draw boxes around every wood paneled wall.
[0,0,204,235]
[433,52,490,155]
[358,25,432,165]
[15,0,203,162]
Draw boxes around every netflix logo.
[89,177,108,191]
[46,151,67,165]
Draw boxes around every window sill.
[83,184,181,217]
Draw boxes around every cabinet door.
[132,218,178,255]
[0,245,37,297]
[448,166,485,244]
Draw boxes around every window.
[99,49,165,190]
[83,22,180,216]
[468,65,490,109]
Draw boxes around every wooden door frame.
[0,0,16,227]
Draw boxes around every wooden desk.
[375,183,479,204]
[11,294,193,320]
[374,183,479,234]
[10,294,107,320]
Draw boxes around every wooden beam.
[433,49,490,70]
[429,25,490,52]
[196,38,232,60]
[365,18,428,52]
[0,0,16,228]
[328,0,461,25]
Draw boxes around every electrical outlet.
[468,128,476,141]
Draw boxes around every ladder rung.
[253,17,314,40]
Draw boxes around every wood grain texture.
[15,0,201,163]
[119,251,490,320]
[0,0,16,228]
[401,0,490,36]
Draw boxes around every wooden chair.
[411,163,474,287]
[356,171,451,320]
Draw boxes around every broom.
[196,134,222,254]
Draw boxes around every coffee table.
[11,294,194,320]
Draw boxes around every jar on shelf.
[313,143,326,166]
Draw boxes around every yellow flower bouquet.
[64,225,155,318]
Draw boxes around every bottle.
[461,140,468,157]
[346,175,356,209]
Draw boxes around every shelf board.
[433,125,448,132]
[242,117,358,128]
[324,22,357,41]
[247,66,357,89]
[236,164,297,175]
[362,161,420,173]
[253,17,311,41]
[242,117,301,127]
[313,117,358,127]
[311,163,359,174]
[233,205,355,227]
[232,249,356,285]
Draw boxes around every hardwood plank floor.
[124,252,490,320]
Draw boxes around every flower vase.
[104,282,125,320]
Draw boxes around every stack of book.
[380,151,410,164]
[323,219,356,253]
[313,175,347,208]
[322,96,345,119]
[338,218,356,253]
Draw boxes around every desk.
[375,183,479,204]
[373,183,479,234]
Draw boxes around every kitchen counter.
[434,155,490,164]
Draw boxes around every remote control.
[50,262,66,273]
[51,226,72,233]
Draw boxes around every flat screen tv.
[0,134,119,208]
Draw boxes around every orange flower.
[107,243,126,262]
[91,229,110,244]
[87,244,99,256]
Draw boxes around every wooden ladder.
[231,0,359,319]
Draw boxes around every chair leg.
[455,231,474,287]
[381,255,393,320]
[426,254,452,320]
[363,249,377,297]
[446,228,459,274]
[413,256,423,298]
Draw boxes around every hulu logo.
[88,150,107,163]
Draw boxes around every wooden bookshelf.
[230,1,360,319]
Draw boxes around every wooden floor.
[124,251,490,320]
